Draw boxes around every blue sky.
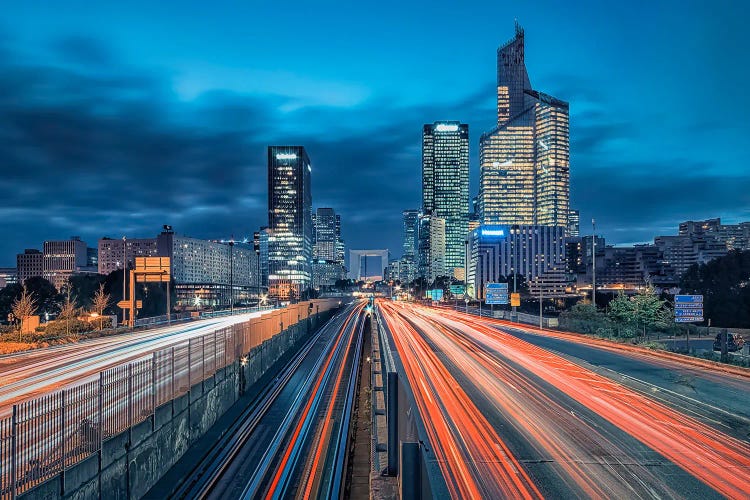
[0,0,748,264]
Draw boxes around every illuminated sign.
[435,123,459,132]
[481,228,505,237]
[275,153,298,160]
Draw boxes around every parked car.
[713,332,745,352]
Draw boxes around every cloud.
[0,33,747,267]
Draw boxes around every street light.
[228,238,235,314]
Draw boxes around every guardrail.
[0,300,339,499]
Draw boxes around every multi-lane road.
[0,311,269,417]
[154,302,367,499]
[379,301,750,499]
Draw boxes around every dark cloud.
[0,35,746,266]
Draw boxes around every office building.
[311,208,345,289]
[466,225,568,298]
[401,209,420,283]
[267,146,313,299]
[43,237,93,289]
[156,228,258,307]
[422,121,469,279]
[97,237,159,275]
[0,268,17,288]
[417,213,446,283]
[16,249,43,284]
[568,209,580,237]
[479,23,570,227]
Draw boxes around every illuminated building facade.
[466,225,568,298]
[401,209,420,283]
[311,208,345,289]
[98,237,159,275]
[479,23,570,227]
[417,213,446,282]
[267,146,313,298]
[422,121,469,279]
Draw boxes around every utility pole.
[122,236,127,327]
[229,238,234,315]
[538,277,543,329]
[591,219,597,308]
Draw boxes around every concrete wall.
[19,309,336,500]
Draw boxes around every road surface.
[379,301,750,499]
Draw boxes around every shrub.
[44,319,95,337]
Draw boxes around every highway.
[160,301,366,499]
[0,310,271,417]
[379,301,750,499]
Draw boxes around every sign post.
[485,283,509,318]
[674,295,703,353]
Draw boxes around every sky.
[0,0,748,265]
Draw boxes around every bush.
[44,319,95,336]
[35,326,46,332]
[0,325,16,334]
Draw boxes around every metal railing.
[0,314,288,498]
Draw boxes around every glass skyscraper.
[422,121,469,279]
[267,146,313,298]
[479,24,570,227]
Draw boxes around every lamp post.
[592,218,596,308]
[538,276,543,329]
[122,236,127,327]
[229,239,234,315]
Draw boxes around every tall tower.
[267,146,313,297]
[422,121,469,279]
[313,207,342,263]
[479,24,569,228]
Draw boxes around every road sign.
[675,295,703,303]
[510,293,521,307]
[676,317,704,323]
[675,308,705,317]
[428,289,443,301]
[450,285,466,295]
[674,294,703,323]
[485,283,509,305]
[673,302,703,309]
[117,300,130,309]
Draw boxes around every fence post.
[11,404,17,500]
[151,352,157,420]
[61,390,66,472]
[202,336,206,389]
[98,372,104,499]
[171,347,175,401]
[214,330,218,375]
[188,340,192,390]
[127,364,133,430]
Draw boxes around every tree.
[58,287,81,337]
[0,283,23,322]
[11,286,37,340]
[69,274,106,310]
[607,287,671,338]
[23,277,60,317]
[680,250,750,327]
[91,284,111,330]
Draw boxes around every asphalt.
[492,322,750,436]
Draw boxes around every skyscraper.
[267,146,313,298]
[479,23,569,227]
[422,121,469,279]
[401,209,420,284]
[311,207,345,289]
[312,208,342,262]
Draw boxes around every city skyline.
[0,1,748,264]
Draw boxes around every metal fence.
[0,321,252,498]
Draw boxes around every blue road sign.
[675,308,705,317]
[676,317,704,323]
[674,303,704,309]
[675,295,703,304]
[485,283,509,305]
